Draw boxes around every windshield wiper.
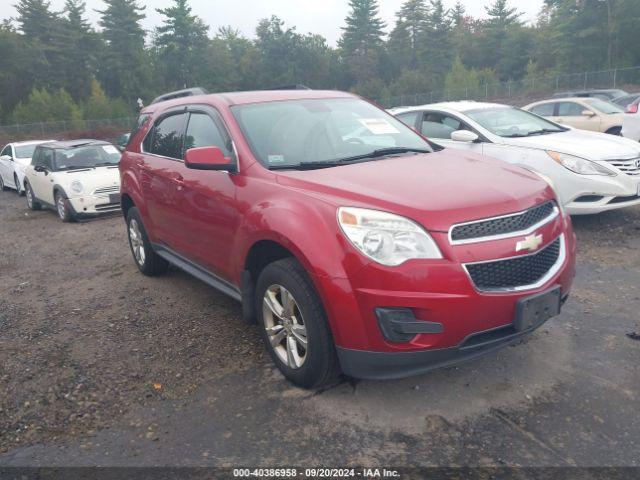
[268,147,431,171]
[525,128,563,136]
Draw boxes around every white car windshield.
[15,145,38,158]
[466,107,567,138]
[232,98,433,170]
[54,145,121,171]
[584,98,623,115]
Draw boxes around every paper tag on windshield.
[359,118,400,135]
[268,154,286,164]
[103,145,119,154]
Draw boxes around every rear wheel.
[0,175,6,191]
[14,175,24,196]
[126,207,169,276]
[25,181,41,210]
[256,258,339,388]
[55,191,73,222]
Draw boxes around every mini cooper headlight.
[70,180,84,194]
[338,207,443,266]
[547,151,615,176]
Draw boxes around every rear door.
[140,110,189,248]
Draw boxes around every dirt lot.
[0,189,639,467]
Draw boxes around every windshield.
[15,145,38,158]
[54,144,121,171]
[584,98,623,114]
[232,98,433,168]
[466,107,566,138]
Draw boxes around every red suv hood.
[275,149,553,232]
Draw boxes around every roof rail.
[150,87,209,105]
[263,84,312,91]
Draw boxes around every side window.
[146,113,187,159]
[184,113,231,156]
[530,103,555,117]
[0,145,11,158]
[396,112,419,128]
[420,112,466,139]
[558,102,585,116]
[36,149,54,170]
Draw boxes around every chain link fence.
[0,117,136,144]
[380,66,640,108]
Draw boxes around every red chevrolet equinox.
[120,89,577,388]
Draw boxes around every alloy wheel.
[56,195,66,219]
[26,185,33,208]
[129,219,146,266]
[14,177,22,195]
[263,284,308,369]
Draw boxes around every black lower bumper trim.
[337,317,552,380]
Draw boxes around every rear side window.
[530,103,555,117]
[145,113,187,159]
[184,113,231,156]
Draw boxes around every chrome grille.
[464,236,564,292]
[450,201,557,244]
[607,158,640,176]
[93,185,119,196]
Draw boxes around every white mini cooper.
[23,140,122,222]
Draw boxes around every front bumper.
[68,194,121,218]
[312,215,576,379]
[566,194,640,214]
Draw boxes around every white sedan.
[390,102,640,215]
[0,140,54,195]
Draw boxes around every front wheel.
[25,181,41,210]
[55,191,73,222]
[256,258,339,388]
[606,126,622,136]
[0,175,6,191]
[14,175,24,196]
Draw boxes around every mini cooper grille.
[607,158,640,176]
[466,238,561,291]
[93,186,119,195]
[451,201,555,242]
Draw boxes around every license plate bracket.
[109,193,121,204]
[514,286,562,332]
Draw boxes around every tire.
[55,191,74,222]
[606,126,622,136]
[14,175,24,196]
[126,207,169,276]
[25,181,41,210]
[0,175,6,192]
[256,258,339,388]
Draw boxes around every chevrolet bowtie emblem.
[516,234,543,253]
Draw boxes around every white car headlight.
[547,151,615,176]
[70,180,84,195]
[338,207,443,266]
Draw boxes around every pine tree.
[450,1,466,28]
[154,0,210,90]
[96,0,149,102]
[388,0,428,70]
[339,0,386,83]
[423,0,453,81]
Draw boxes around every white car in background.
[24,140,121,222]
[391,102,640,215]
[0,140,54,195]
[622,97,640,142]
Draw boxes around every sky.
[2,0,545,46]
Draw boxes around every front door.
[554,102,601,131]
[0,145,13,187]
[30,148,55,204]
[419,111,483,153]
[172,108,241,280]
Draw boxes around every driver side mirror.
[582,110,596,117]
[451,130,479,143]
[34,165,48,174]
[184,146,236,173]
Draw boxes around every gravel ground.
[0,189,639,467]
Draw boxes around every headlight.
[338,207,442,266]
[70,180,84,194]
[547,151,615,176]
